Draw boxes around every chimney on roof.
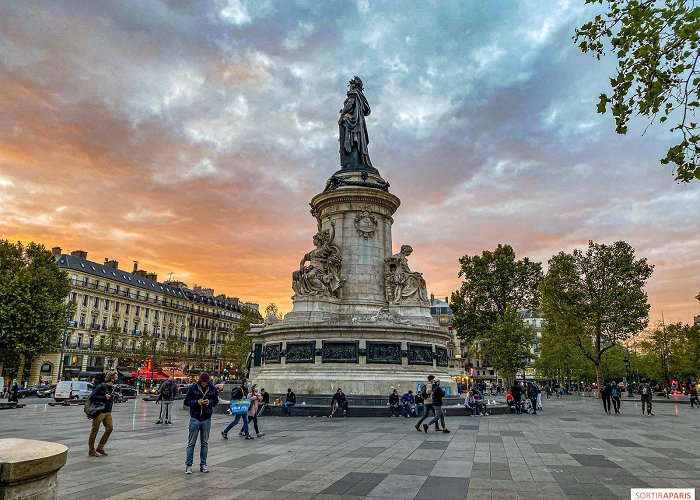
[147,272,158,281]
[51,247,62,256]
[103,259,119,269]
[71,250,88,259]
[133,261,138,273]
[430,293,434,303]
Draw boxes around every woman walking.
[247,384,265,438]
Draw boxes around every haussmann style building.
[27,248,258,386]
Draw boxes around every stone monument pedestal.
[0,439,68,500]
[251,168,455,395]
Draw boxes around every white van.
[54,381,94,402]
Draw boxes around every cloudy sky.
[1,0,698,322]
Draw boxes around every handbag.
[84,399,106,419]
[229,399,251,415]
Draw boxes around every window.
[101,317,107,329]
[115,284,120,295]
[82,295,88,307]
[104,299,109,311]
[123,320,128,332]
[125,303,130,314]
[154,310,159,321]
[79,313,86,327]
[93,297,99,309]
[89,335,94,348]
[77,334,83,347]
[70,292,77,302]
[154,326,160,337]
[115,302,120,313]
[135,306,140,316]
[82,277,88,286]
[145,308,150,319]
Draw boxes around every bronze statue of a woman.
[339,76,373,169]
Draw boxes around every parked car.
[175,383,190,399]
[17,384,50,398]
[115,384,137,398]
[54,381,94,402]
[36,385,57,398]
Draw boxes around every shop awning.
[131,370,168,381]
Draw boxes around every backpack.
[641,384,649,396]
[161,381,173,399]
[611,386,618,396]
[231,386,244,400]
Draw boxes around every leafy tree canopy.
[0,241,71,382]
[480,309,535,383]
[541,240,653,387]
[450,244,543,348]
[575,0,700,182]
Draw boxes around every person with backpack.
[511,382,523,414]
[610,381,621,414]
[639,379,654,416]
[87,371,117,457]
[281,388,296,416]
[156,376,176,424]
[527,382,538,415]
[222,378,252,439]
[415,375,439,431]
[689,382,698,409]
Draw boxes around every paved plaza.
[1,396,698,499]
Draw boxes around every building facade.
[518,309,545,381]
[28,248,258,385]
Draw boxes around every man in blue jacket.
[184,372,218,474]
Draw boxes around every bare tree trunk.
[594,361,602,399]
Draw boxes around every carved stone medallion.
[354,210,377,239]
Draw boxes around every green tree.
[541,240,653,390]
[480,309,535,385]
[639,321,700,384]
[535,322,590,382]
[450,244,543,361]
[222,306,263,375]
[575,0,700,182]
[0,241,72,384]
[264,302,283,324]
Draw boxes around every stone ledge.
[0,438,67,485]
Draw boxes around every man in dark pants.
[330,388,349,417]
[601,382,612,414]
[415,375,439,431]
[511,382,523,414]
[639,379,654,416]
[527,382,538,415]
[689,382,699,409]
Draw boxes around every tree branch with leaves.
[575,0,700,181]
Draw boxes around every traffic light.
[136,362,142,370]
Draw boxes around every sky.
[1,0,698,323]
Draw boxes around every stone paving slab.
[0,397,698,499]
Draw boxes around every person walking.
[88,371,117,457]
[222,379,252,439]
[527,382,538,415]
[424,378,450,432]
[8,381,19,403]
[611,381,621,414]
[415,375,439,431]
[330,388,348,417]
[281,388,296,416]
[534,382,542,410]
[247,384,265,438]
[389,389,400,417]
[639,379,654,416]
[184,372,219,474]
[156,375,176,424]
[689,382,699,409]
[258,388,269,416]
[601,382,612,414]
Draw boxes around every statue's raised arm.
[339,76,373,170]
